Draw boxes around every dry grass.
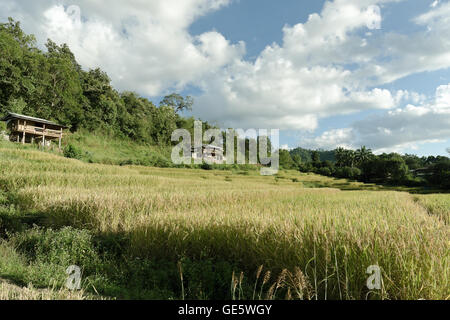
[0,146,449,300]
[414,194,450,225]
[0,279,100,300]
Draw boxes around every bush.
[403,176,425,187]
[335,167,361,180]
[200,162,212,170]
[150,154,173,168]
[318,167,332,176]
[63,144,83,160]
[11,226,101,272]
[426,160,450,189]
[299,162,314,173]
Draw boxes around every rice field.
[0,145,449,300]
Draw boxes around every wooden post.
[43,124,46,148]
[22,120,26,144]
[59,128,62,151]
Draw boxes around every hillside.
[0,144,448,300]
[1,18,449,192]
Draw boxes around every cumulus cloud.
[302,83,450,153]
[363,0,450,84]
[195,0,404,130]
[0,0,244,95]
[1,0,449,152]
[194,0,450,141]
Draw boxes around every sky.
[1,0,449,156]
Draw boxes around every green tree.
[335,147,346,168]
[151,106,177,145]
[292,154,302,168]
[0,19,38,115]
[426,159,450,189]
[403,154,423,171]
[355,146,373,166]
[160,93,193,114]
[335,148,356,168]
[311,151,320,162]
[279,149,296,169]
[39,40,84,127]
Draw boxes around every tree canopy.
[0,18,200,145]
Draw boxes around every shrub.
[200,162,212,170]
[318,167,332,177]
[149,154,173,168]
[63,144,83,160]
[403,176,425,187]
[426,160,450,189]
[335,167,361,180]
[11,226,101,272]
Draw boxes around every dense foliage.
[282,146,450,190]
[0,18,199,145]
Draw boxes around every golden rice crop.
[0,147,449,300]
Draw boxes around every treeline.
[280,147,450,189]
[0,18,206,145]
[290,147,335,163]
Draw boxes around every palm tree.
[335,147,357,167]
[355,146,373,166]
[345,149,356,168]
[335,147,346,167]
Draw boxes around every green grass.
[0,142,449,300]
[63,129,174,167]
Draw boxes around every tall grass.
[0,145,448,300]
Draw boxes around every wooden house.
[191,144,226,163]
[1,112,67,150]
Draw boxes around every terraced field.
[0,144,448,300]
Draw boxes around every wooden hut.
[1,112,67,150]
[191,144,226,163]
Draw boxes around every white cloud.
[431,1,440,8]
[302,84,450,153]
[366,1,450,84]
[195,0,405,130]
[0,0,244,95]
[302,128,355,150]
[194,0,450,134]
[1,0,450,152]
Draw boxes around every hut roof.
[1,112,68,128]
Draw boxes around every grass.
[63,129,174,167]
[413,194,450,225]
[0,141,449,300]
[0,279,101,300]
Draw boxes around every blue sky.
[1,0,449,156]
[189,0,450,156]
[190,0,326,60]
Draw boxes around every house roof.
[1,112,68,128]
[204,144,224,151]
[191,144,224,151]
